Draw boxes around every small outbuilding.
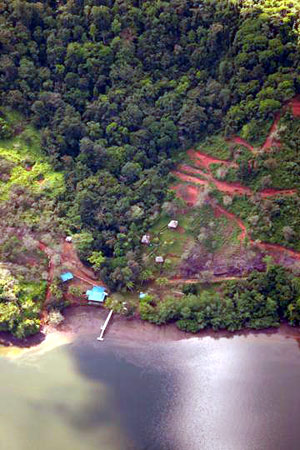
[65,236,72,243]
[168,220,178,229]
[155,256,164,264]
[60,272,74,282]
[86,286,108,304]
[141,234,151,245]
[139,292,147,299]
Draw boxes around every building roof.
[141,234,150,244]
[86,286,107,303]
[155,256,164,263]
[139,292,147,299]
[168,220,178,229]
[60,272,74,282]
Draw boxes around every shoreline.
[1,305,300,354]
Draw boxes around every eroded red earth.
[172,97,300,272]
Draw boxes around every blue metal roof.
[86,286,107,302]
[60,272,74,282]
[139,292,147,299]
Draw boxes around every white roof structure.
[168,220,178,229]
[65,236,72,242]
[141,234,150,245]
[155,256,164,263]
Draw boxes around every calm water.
[0,312,300,450]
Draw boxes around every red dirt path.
[262,113,281,151]
[174,165,297,198]
[213,203,247,241]
[231,137,255,153]
[187,149,236,168]
[289,96,300,117]
[38,241,106,307]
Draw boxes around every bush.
[14,319,40,338]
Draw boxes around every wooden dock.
[97,309,113,341]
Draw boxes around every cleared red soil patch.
[171,184,199,206]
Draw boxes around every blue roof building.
[139,292,147,299]
[86,286,107,303]
[60,272,74,282]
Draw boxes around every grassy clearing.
[239,118,273,147]
[227,115,300,191]
[223,193,300,250]
[0,110,64,201]
[145,202,242,281]
[195,135,232,160]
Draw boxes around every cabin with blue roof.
[86,286,108,304]
[60,272,74,282]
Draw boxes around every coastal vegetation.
[139,265,300,332]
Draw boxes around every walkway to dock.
[97,310,113,341]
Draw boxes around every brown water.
[0,307,300,450]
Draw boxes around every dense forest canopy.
[0,0,299,289]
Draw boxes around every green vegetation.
[0,0,299,291]
[0,112,64,339]
[0,266,46,338]
[144,203,240,281]
[196,135,233,160]
[0,110,64,199]
[226,194,300,250]
[140,266,300,331]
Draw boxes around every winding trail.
[289,96,300,117]
[174,165,297,198]
[231,137,255,153]
[262,113,281,151]
[187,149,236,168]
[212,203,247,241]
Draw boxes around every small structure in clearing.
[141,234,151,245]
[155,256,164,263]
[86,286,108,304]
[60,272,74,282]
[168,220,178,229]
[65,236,72,243]
[139,292,147,299]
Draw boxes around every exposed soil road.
[172,97,300,271]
